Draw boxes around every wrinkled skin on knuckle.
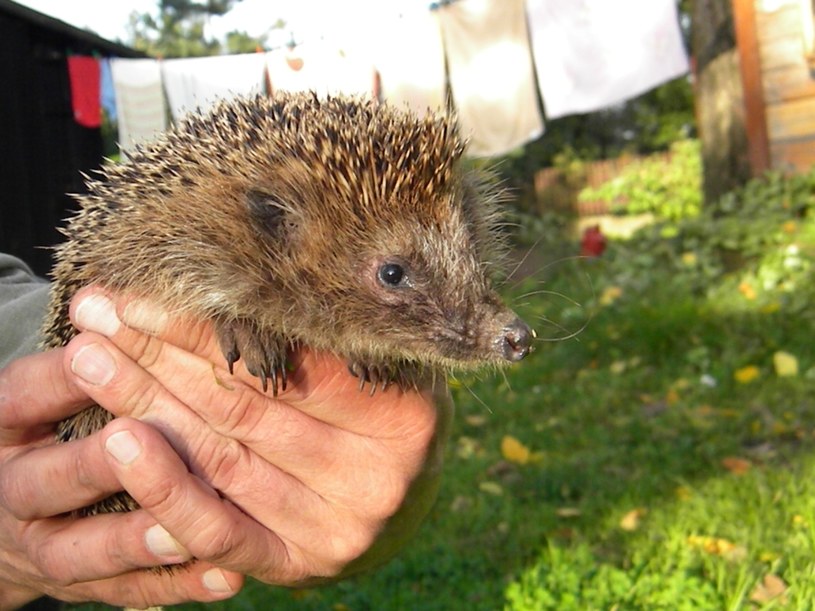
[112,378,163,421]
[129,332,166,371]
[0,464,39,520]
[192,522,237,564]
[324,522,378,571]
[31,537,81,588]
[134,468,184,513]
[192,437,246,492]
[211,389,266,438]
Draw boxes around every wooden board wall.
[755,0,815,172]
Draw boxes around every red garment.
[580,225,607,257]
[67,56,101,128]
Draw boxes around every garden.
[78,147,815,610]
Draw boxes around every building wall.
[0,1,142,276]
[755,0,815,172]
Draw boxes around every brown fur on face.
[42,94,532,510]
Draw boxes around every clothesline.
[66,0,689,159]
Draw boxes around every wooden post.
[732,0,771,175]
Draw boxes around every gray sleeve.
[0,253,50,368]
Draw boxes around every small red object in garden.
[581,225,607,257]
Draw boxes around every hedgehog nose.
[502,318,533,362]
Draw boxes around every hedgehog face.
[349,215,533,370]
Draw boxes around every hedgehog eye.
[378,263,406,287]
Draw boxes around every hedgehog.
[41,92,533,513]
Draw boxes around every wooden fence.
[532,150,673,217]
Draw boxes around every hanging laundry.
[110,58,167,156]
[161,52,267,122]
[266,42,377,98]
[373,6,447,116]
[527,0,690,119]
[437,0,544,158]
[67,56,101,128]
[99,58,117,122]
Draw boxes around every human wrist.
[325,382,454,582]
[0,579,43,611]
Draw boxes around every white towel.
[438,0,544,158]
[109,58,167,156]
[266,43,376,98]
[374,7,448,116]
[527,0,690,119]
[161,53,267,121]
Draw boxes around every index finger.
[69,286,439,428]
[70,286,223,367]
[0,347,92,439]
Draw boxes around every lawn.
[76,168,815,610]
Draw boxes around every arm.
[0,259,449,606]
[0,255,242,607]
[66,287,452,585]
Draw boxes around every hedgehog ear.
[246,189,297,242]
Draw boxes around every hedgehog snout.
[501,317,533,362]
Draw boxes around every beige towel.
[438,0,544,157]
[266,43,376,98]
[527,0,690,119]
[374,7,448,116]
[161,53,267,121]
[109,58,167,156]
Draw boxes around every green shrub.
[579,139,702,222]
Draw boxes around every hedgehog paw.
[347,361,418,395]
[215,319,289,396]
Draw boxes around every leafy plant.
[579,139,702,222]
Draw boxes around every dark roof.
[0,0,146,57]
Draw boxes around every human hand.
[63,286,451,586]
[0,346,243,609]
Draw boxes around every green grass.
[73,170,815,610]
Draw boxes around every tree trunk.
[691,0,752,204]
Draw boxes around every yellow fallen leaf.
[665,388,680,406]
[687,535,738,556]
[501,435,531,465]
[792,514,808,527]
[782,220,798,234]
[619,508,647,531]
[599,285,623,306]
[734,365,760,384]
[760,551,780,563]
[556,507,581,518]
[750,574,788,604]
[675,486,693,501]
[773,351,799,377]
[738,281,757,300]
[465,414,488,427]
[721,456,752,475]
[681,251,698,266]
[479,481,504,496]
[609,360,627,374]
[450,495,473,513]
[456,436,480,459]
[760,301,781,314]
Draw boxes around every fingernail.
[122,299,169,335]
[71,343,117,386]
[105,430,142,465]
[75,294,120,336]
[145,524,190,560]
[203,568,233,594]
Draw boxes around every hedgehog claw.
[226,351,238,375]
[215,318,289,395]
[349,361,402,395]
[269,367,278,397]
[259,367,269,394]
